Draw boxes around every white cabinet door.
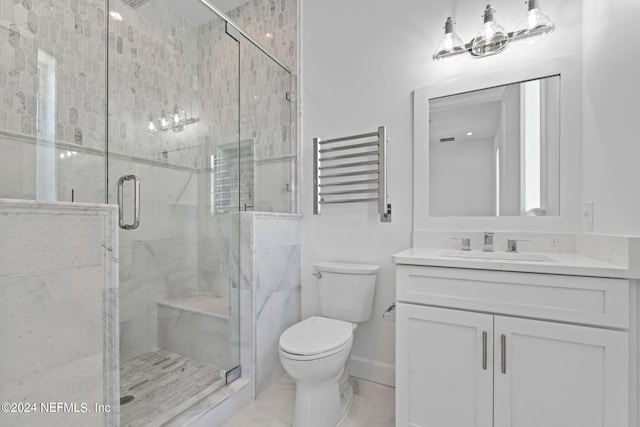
[493,316,629,427]
[396,303,493,427]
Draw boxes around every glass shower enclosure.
[0,0,294,424]
[108,1,246,424]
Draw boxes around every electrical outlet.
[584,201,594,232]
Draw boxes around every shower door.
[107,1,241,424]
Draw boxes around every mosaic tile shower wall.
[0,0,106,147]
[0,0,298,204]
[0,0,107,202]
[108,0,201,167]
[230,0,298,213]
[240,40,293,212]
[108,0,297,172]
[228,0,297,71]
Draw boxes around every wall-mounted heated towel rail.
[313,126,392,222]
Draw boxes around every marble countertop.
[393,247,640,279]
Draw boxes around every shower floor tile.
[120,349,225,427]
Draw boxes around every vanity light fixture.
[109,11,123,22]
[432,17,466,62]
[148,114,157,134]
[471,5,509,57]
[147,106,198,134]
[433,1,555,62]
[159,111,169,131]
[512,0,555,44]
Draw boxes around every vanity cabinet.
[395,265,631,427]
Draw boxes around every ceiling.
[429,87,506,145]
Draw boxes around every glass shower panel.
[0,1,107,203]
[239,36,294,213]
[107,0,240,424]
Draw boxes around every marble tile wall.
[228,0,298,71]
[108,0,297,178]
[108,0,203,168]
[0,0,107,202]
[197,6,296,214]
[229,0,298,214]
[112,156,202,361]
[239,40,295,213]
[0,199,118,427]
[0,0,298,208]
[0,0,298,192]
[253,213,301,395]
[0,0,107,147]
[196,13,240,303]
[157,303,234,369]
[238,212,301,397]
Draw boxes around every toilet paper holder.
[382,303,396,321]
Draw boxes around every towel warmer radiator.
[313,126,391,222]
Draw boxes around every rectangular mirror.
[428,75,560,217]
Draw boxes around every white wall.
[582,0,640,235]
[430,139,495,216]
[301,0,584,385]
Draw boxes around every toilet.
[279,262,379,427]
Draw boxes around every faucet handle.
[483,231,494,252]
[506,238,531,253]
[450,237,471,251]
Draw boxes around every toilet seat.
[279,316,353,360]
[280,338,352,361]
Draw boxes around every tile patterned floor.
[223,374,395,427]
[120,349,225,427]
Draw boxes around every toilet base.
[337,382,354,426]
[292,369,341,427]
[291,372,355,427]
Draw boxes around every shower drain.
[120,395,135,405]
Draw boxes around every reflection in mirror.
[428,75,560,217]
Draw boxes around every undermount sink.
[438,250,555,263]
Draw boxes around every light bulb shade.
[512,0,554,44]
[433,17,466,62]
[160,114,168,130]
[471,5,508,57]
[148,114,156,133]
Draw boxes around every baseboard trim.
[349,355,395,387]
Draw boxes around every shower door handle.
[118,175,140,230]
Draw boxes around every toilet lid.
[279,316,353,356]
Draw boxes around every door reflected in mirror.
[429,75,560,217]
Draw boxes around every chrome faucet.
[506,238,531,253]
[450,237,471,251]
[483,232,494,252]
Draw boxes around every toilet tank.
[314,262,379,323]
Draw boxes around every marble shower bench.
[157,293,233,368]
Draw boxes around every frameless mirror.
[428,75,560,217]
